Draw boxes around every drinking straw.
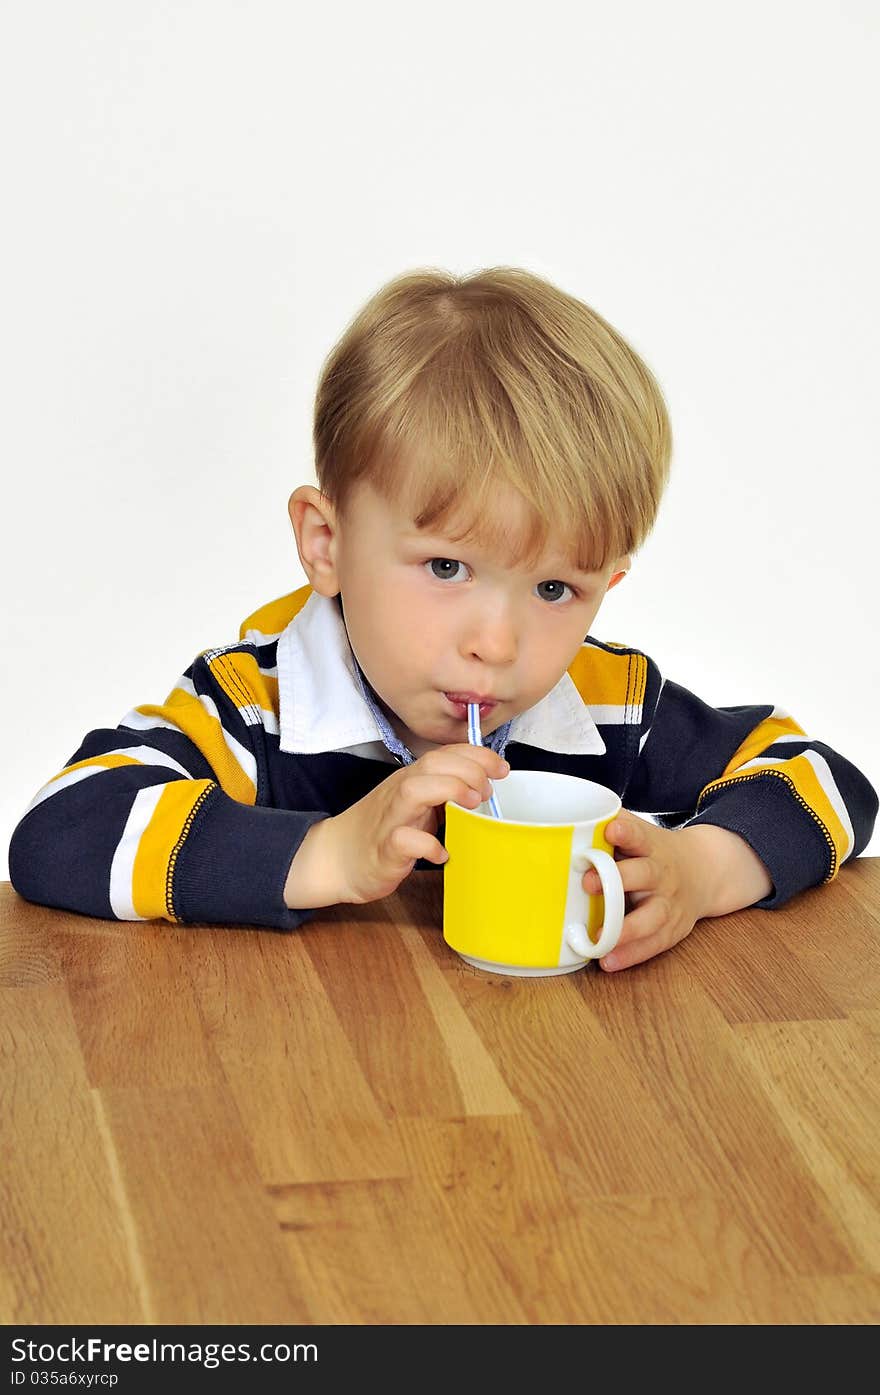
[467,703,503,818]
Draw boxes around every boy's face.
[289,479,628,759]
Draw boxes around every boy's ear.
[288,485,341,596]
[606,556,631,591]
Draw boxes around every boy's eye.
[535,579,575,603]
[426,555,577,599]
[427,558,468,583]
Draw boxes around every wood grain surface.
[1,860,878,1326]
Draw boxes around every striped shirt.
[8,585,877,930]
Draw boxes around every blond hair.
[312,266,672,571]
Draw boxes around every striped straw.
[467,703,503,818]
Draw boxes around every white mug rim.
[450,768,621,829]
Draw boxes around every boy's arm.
[624,664,879,907]
[8,644,331,930]
[577,662,876,970]
[676,823,772,915]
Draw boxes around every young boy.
[8,267,878,972]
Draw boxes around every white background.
[2,0,877,880]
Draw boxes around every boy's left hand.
[581,809,707,972]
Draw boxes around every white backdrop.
[2,0,877,881]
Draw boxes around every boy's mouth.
[443,692,498,719]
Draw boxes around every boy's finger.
[583,856,657,895]
[451,744,510,777]
[404,772,490,813]
[603,810,652,852]
[423,747,509,780]
[597,899,670,972]
[476,750,510,777]
[392,825,449,866]
[599,927,668,972]
[616,895,671,944]
[404,753,498,798]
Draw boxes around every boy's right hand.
[284,744,510,909]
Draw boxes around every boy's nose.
[462,617,518,667]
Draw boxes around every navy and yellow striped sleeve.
[624,660,878,908]
[7,644,330,930]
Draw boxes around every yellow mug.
[443,769,624,976]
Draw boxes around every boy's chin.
[407,712,503,758]
[401,715,465,757]
[403,727,450,758]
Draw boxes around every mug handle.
[564,849,624,960]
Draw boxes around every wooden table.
[2,862,879,1327]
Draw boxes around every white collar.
[276,590,606,759]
